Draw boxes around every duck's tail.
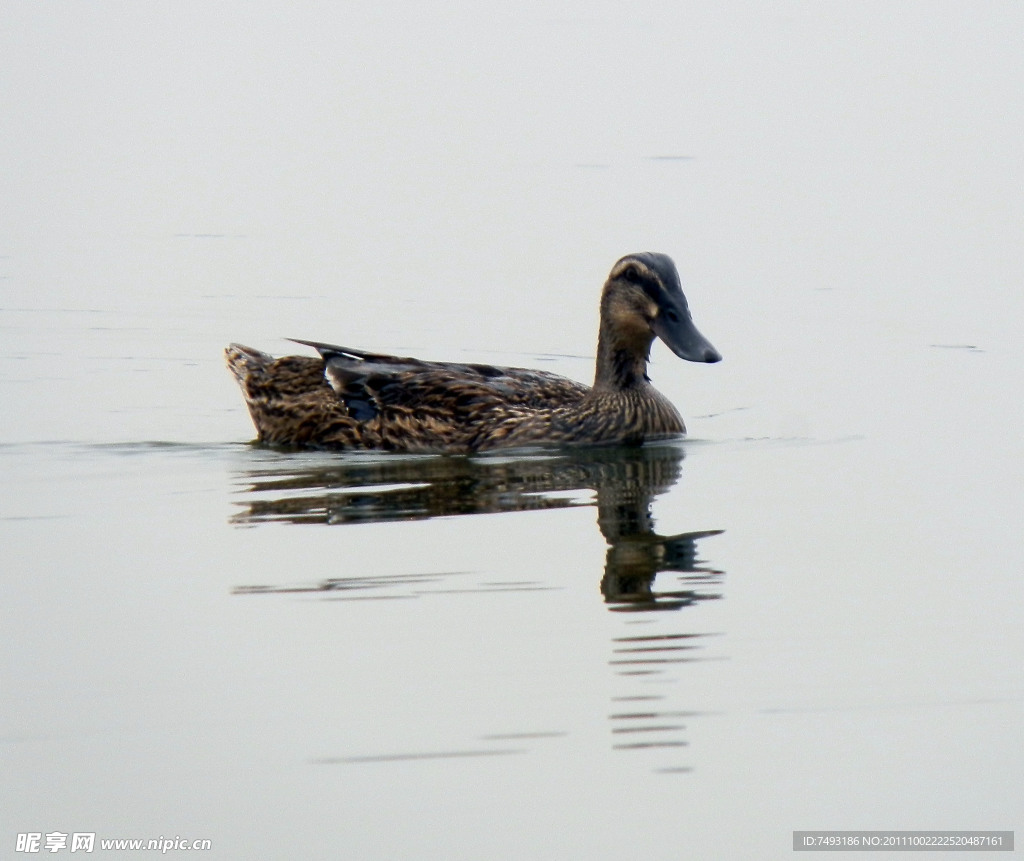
[224,343,273,387]
[225,342,358,447]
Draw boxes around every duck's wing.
[290,338,589,420]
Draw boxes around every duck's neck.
[592,324,654,392]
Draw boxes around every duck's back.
[225,342,589,453]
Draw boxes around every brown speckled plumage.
[225,252,721,453]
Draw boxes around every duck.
[225,252,721,453]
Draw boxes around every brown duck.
[225,252,721,453]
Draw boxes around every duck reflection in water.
[232,441,723,610]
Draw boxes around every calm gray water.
[2,4,1022,859]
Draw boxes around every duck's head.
[600,252,721,366]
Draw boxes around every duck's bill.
[652,313,722,363]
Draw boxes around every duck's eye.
[622,266,640,283]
